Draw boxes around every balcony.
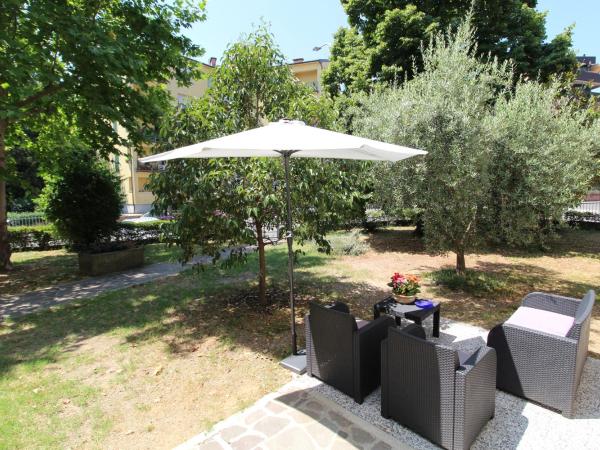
[137,160,166,172]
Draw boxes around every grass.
[0,227,598,448]
[0,243,330,449]
[429,269,515,298]
[1,243,187,296]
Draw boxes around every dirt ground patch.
[58,334,290,450]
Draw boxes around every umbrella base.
[279,349,306,374]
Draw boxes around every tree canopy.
[0,0,206,269]
[351,19,596,273]
[148,28,369,304]
[324,0,577,96]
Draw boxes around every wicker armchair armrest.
[522,292,580,317]
[400,323,426,340]
[328,301,350,314]
[458,345,496,371]
[353,315,395,403]
[454,347,496,450]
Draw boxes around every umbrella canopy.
[140,119,426,369]
[139,119,426,162]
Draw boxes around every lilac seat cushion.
[506,306,574,337]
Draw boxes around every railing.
[137,161,166,172]
[569,201,600,215]
[565,201,600,224]
[7,214,48,227]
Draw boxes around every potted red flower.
[388,272,421,304]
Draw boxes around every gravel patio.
[179,317,600,450]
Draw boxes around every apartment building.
[115,58,329,214]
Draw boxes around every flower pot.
[392,294,416,305]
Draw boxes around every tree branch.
[15,83,64,109]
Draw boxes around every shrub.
[8,222,167,252]
[43,155,124,252]
[329,230,369,256]
[564,210,600,229]
[113,221,166,244]
[430,269,510,298]
[8,225,61,251]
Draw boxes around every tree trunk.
[455,250,466,275]
[0,119,12,271]
[255,219,267,305]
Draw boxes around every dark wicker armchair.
[487,290,595,417]
[305,301,395,404]
[381,326,496,450]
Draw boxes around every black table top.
[377,296,440,320]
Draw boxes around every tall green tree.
[352,19,596,272]
[486,81,598,247]
[0,0,205,270]
[353,21,513,273]
[149,28,369,304]
[325,0,577,96]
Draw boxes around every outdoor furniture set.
[305,289,595,450]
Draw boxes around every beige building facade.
[115,58,329,214]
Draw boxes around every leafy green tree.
[486,81,598,247]
[0,0,205,270]
[352,19,597,272]
[325,0,577,96]
[6,147,44,212]
[352,21,512,273]
[149,28,369,304]
[43,152,123,251]
[322,27,372,97]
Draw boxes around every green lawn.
[0,242,328,449]
[0,228,598,449]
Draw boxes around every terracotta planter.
[78,246,144,276]
[392,294,416,305]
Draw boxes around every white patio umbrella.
[140,119,426,372]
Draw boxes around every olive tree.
[149,28,369,304]
[352,19,597,272]
[486,81,598,247]
[353,21,511,273]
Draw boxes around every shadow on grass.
[428,260,598,330]
[365,227,600,260]
[364,227,425,254]
[1,253,81,296]
[0,245,389,377]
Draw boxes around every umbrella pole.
[282,151,297,355]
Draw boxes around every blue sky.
[185,0,598,64]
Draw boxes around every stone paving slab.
[176,376,413,450]
[1,247,250,319]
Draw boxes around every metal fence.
[7,214,48,227]
[569,201,600,215]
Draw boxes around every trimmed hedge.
[564,210,600,229]
[8,221,168,252]
[8,225,62,251]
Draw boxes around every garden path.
[0,248,245,319]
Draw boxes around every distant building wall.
[115,58,329,214]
